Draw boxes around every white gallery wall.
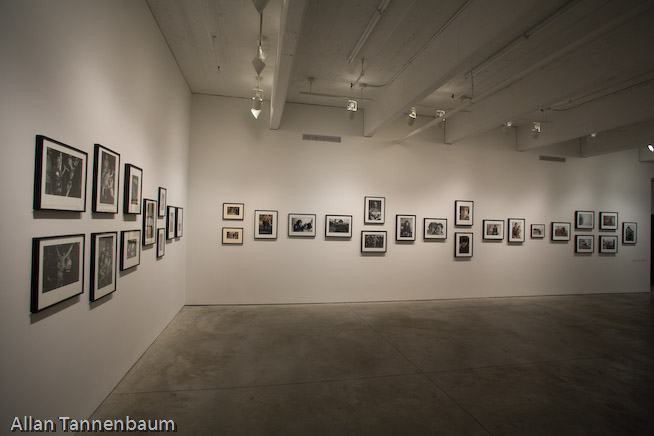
[187,94,652,304]
[0,0,190,424]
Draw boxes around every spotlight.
[408,107,417,126]
[648,144,654,152]
[501,121,513,134]
[251,87,263,119]
[347,99,358,119]
[531,122,541,139]
[435,109,446,118]
[587,132,598,144]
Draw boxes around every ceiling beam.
[579,119,654,158]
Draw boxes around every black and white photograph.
[157,228,166,258]
[396,214,416,241]
[158,187,167,218]
[424,218,447,240]
[176,207,184,238]
[288,213,316,237]
[599,235,618,254]
[599,212,618,231]
[123,164,143,214]
[167,206,176,240]
[622,222,637,244]
[454,232,473,258]
[34,135,87,211]
[531,224,546,239]
[483,220,504,240]
[575,235,594,253]
[142,199,157,245]
[31,234,85,313]
[575,210,594,230]
[325,215,353,238]
[254,210,278,239]
[551,222,571,241]
[361,231,387,253]
[508,218,525,243]
[120,230,141,270]
[223,203,244,220]
[364,196,385,224]
[222,227,243,245]
[92,144,120,213]
[455,200,473,226]
[90,232,117,301]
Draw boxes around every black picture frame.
[288,213,316,237]
[222,227,244,244]
[622,222,637,244]
[575,235,594,253]
[31,234,85,313]
[551,222,571,241]
[424,218,447,240]
[454,232,473,258]
[455,200,473,226]
[157,228,166,258]
[254,210,278,239]
[90,232,117,302]
[325,215,352,238]
[123,164,143,214]
[176,207,184,238]
[92,144,120,213]
[223,203,244,220]
[599,235,618,254]
[396,214,416,241]
[531,224,546,239]
[482,219,504,241]
[120,230,141,270]
[364,196,385,224]
[142,198,157,245]
[599,212,618,231]
[158,187,167,218]
[575,210,594,230]
[34,135,88,212]
[166,206,176,240]
[361,231,387,253]
[507,218,526,243]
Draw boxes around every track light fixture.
[531,122,541,139]
[408,107,417,126]
[501,121,513,134]
[347,99,358,119]
[251,76,263,119]
[436,109,446,119]
[648,144,654,152]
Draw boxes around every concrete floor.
[82,293,653,435]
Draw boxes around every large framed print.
[31,234,84,313]
[288,213,316,237]
[34,135,87,211]
[166,206,176,240]
[142,199,156,245]
[455,200,473,226]
[361,231,387,253]
[454,232,473,258]
[551,222,571,241]
[599,235,618,254]
[223,203,244,220]
[254,210,278,239]
[507,218,525,243]
[622,222,637,244]
[158,187,167,218]
[396,215,416,241]
[120,230,141,270]
[176,207,184,238]
[222,227,243,244]
[575,210,594,230]
[575,235,594,253]
[483,220,504,240]
[531,224,545,239]
[424,218,447,240]
[157,228,166,258]
[123,164,143,214]
[364,196,385,224]
[325,215,352,238]
[90,232,117,301]
[599,212,618,231]
[92,144,120,213]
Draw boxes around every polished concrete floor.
[82,293,652,435]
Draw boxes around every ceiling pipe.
[347,0,391,64]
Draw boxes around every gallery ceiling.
[146,0,654,157]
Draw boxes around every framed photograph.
[361,231,387,253]
[575,210,594,230]
[551,222,571,241]
[120,230,141,270]
[482,220,504,240]
[34,135,87,211]
[364,196,385,224]
[531,224,546,239]
[222,227,243,245]
[90,232,117,302]
[622,222,637,244]
[599,212,618,231]
[123,164,143,214]
[454,232,473,258]
[158,187,167,218]
[223,203,244,220]
[92,144,120,213]
[325,215,353,238]
[156,228,165,258]
[142,199,157,245]
[176,207,184,238]
[455,200,473,226]
[575,235,594,253]
[396,215,416,241]
[424,218,447,240]
[166,206,176,240]
[254,210,278,239]
[508,218,526,243]
[288,213,316,237]
[599,235,618,254]
[31,234,85,313]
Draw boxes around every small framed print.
[396,215,416,241]
[176,207,184,238]
[599,235,618,254]
[483,220,504,240]
[222,227,243,244]
[123,164,143,214]
[120,230,141,270]
[455,200,473,226]
[599,212,618,231]
[142,199,157,245]
[325,215,352,238]
[551,222,571,241]
[575,210,594,230]
[361,231,387,253]
[92,144,120,213]
[223,203,244,220]
[90,232,117,302]
[531,224,546,239]
[254,210,278,239]
[34,135,88,212]
[364,196,385,224]
[31,234,85,313]
[622,222,637,244]
[156,228,166,258]
[575,235,594,253]
[158,187,167,218]
[288,213,316,237]
[424,218,447,240]
[454,232,473,258]
[508,218,525,243]
[166,206,176,240]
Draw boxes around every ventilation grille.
[539,155,566,163]
[303,134,341,143]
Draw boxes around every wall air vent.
[539,155,566,163]
[302,134,341,143]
